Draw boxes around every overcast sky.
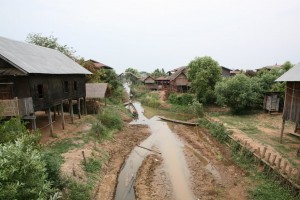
[1,0,300,73]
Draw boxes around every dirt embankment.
[92,124,150,199]
[172,124,249,200]
[134,154,174,200]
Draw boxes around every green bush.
[67,180,91,200]
[0,118,27,143]
[191,100,204,117]
[198,118,229,143]
[168,93,194,105]
[98,108,123,130]
[0,138,53,200]
[141,94,160,108]
[215,74,262,113]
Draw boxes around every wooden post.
[283,161,288,173]
[69,99,74,124]
[266,153,271,163]
[83,97,87,115]
[288,167,292,178]
[280,120,285,144]
[82,151,87,165]
[277,158,282,170]
[32,114,37,130]
[262,146,267,159]
[61,102,65,130]
[48,107,53,136]
[53,106,56,121]
[270,155,277,166]
[77,98,81,119]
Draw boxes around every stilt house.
[0,36,91,130]
[276,63,300,143]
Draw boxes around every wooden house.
[276,63,300,143]
[140,76,157,90]
[88,59,113,70]
[0,36,91,132]
[167,67,189,93]
[155,76,170,90]
[221,66,232,77]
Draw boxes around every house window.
[64,81,69,93]
[73,81,78,91]
[37,84,43,98]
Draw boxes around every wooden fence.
[0,97,34,117]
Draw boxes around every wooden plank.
[158,116,199,126]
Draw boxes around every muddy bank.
[92,124,150,199]
[134,154,173,200]
[170,123,250,200]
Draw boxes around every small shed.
[263,92,282,113]
[85,83,108,113]
[276,63,300,143]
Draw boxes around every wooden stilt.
[77,98,81,119]
[83,97,87,115]
[32,114,36,130]
[48,107,53,136]
[61,103,65,130]
[53,106,56,121]
[280,120,285,144]
[70,99,74,124]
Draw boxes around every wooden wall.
[282,82,300,124]
[12,74,86,111]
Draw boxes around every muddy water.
[115,102,195,200]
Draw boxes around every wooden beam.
[280,119,285,144]
[69,99,74,124]
[48,107,54,136]
[61,102,65,130]
[77,98,81,119]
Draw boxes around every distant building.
[87,59,113,70]
[220,66,232,77]
[256,64,282,72]
[140,75,157,90]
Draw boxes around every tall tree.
[125,67,140,76]
[26,33,77,60]
[187,56,222,103]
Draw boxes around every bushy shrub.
[0,118,27,143]
[191,100,204,117]
[98,108,123,131]
[140,94,160,108]
[0,138,53,200]
[215,74,262,113]
[168,93,194,105]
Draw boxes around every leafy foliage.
[150,68,166,78]
[140,93,160,108]
[168,93,194,105]
[215,74,262,113]
[187,56,222,103]
[125,67,140,77]
[98,108,123,131]
[26,33,77,59]
[0,138,52,200]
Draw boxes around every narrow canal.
[114,85,195,199]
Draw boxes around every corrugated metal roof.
[85,83,108,99]
[0,36,92,75]
[276,63,300,82]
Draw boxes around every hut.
[85,83,108,113]
[168,67,189,93]
[155,76,170,90]
[87,59,113,70]
[140,75,157,90]
[263,92,282,113]
[276,63,300,143]
[0,36,91,133]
